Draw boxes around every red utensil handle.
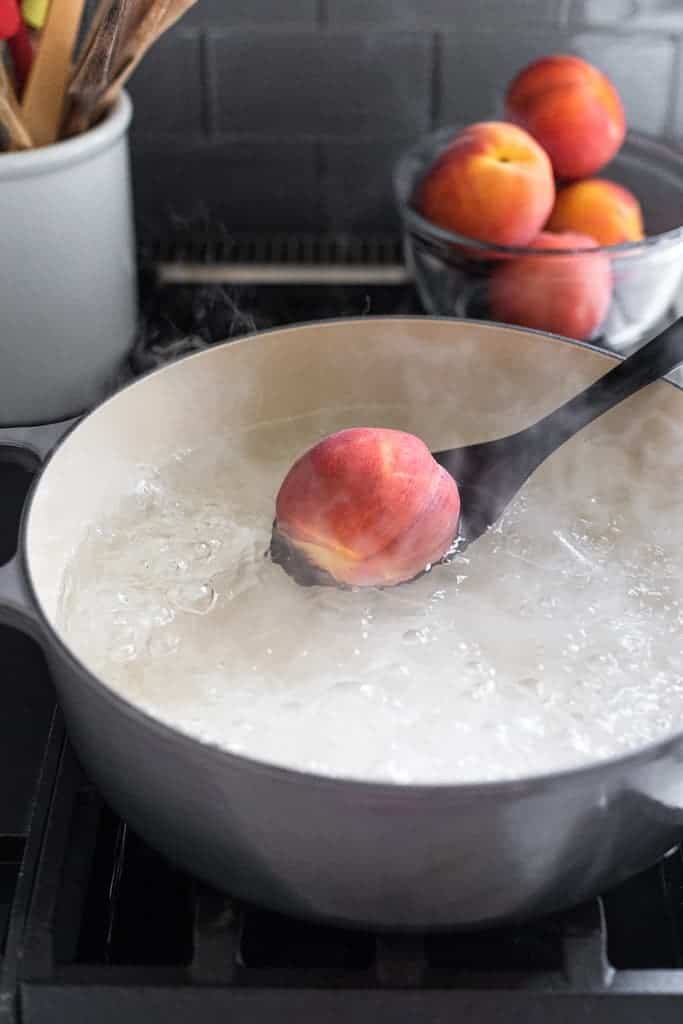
[8,20,33,91]
[0,0,20,37]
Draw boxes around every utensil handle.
[8,22,33,92]
[0,553,41,637]
[0,418,76,462]
[528,317,683,460]
[0,418,77,637]
[21,0,86,145]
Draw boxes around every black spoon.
[271,316,683,587]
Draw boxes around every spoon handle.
[525,316,683,459]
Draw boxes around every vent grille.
[143,232,409,286]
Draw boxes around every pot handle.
[634,757,683,826]
[0,418,78,464]
[0,418,79,639]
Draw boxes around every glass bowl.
[394,127,683,352]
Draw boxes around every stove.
[2,236,683,1022]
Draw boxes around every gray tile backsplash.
[324,0,570,27]
[128,30,203,137]
[320,138,413,229]
[571,31,676,133]
[571,0,683,31]
[438,26,676,133]
[183,0,318,28]
[208,30,431,138]
[438,29,567,126]
[129,0,683,239]
[132,139,320,234]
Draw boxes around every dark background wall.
[128,0,683,243]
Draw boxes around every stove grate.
[1,720,682,1024]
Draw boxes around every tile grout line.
[560,0,574,30]
[429,31,441,131]
[199,30,214,139]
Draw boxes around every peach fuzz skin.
[548,178,644,246]
[275,428,461,588]
[417,121,555,247]
[489,230,613,342]
[506,55,626,180]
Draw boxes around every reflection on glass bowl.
[394,127,683,353]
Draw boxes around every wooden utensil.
[0,54,33,147]
[21,0,85,145]
[87,0,196,123]
[68,0,138,88]
[64,0,131,136]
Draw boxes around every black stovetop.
[2,275,683,1023]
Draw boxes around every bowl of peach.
[394,55,683,350]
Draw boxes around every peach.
[417,121,555,247]
[275,428,461,588]
[505,55,626,180]
[489,230,613,341]
[547,178,644,246]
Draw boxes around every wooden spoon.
[21,0,86,145]
[64,0,132,136]
[87,0,196,122]
[271,316,683,587]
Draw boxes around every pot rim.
[0,91,132,181]
[22,315,683,799]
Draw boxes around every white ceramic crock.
[0,92,137,425]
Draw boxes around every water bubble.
[517,676,538,690]
[402,627,431,646]
[167,581,217,615]
[148,631,181,657]
[110,625,139,661]
[282,700,303,712]
[170,558,191,575]
[153,605,175,627]
[193,540,215,561]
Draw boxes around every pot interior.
[25,317,683,780]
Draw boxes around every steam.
[57,390,683,784]
[51,249,683,782]
[132,284,258,373]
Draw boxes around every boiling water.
[58,406,683,783]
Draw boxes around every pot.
[1,316,683,931]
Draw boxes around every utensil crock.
[0,92,136,425]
